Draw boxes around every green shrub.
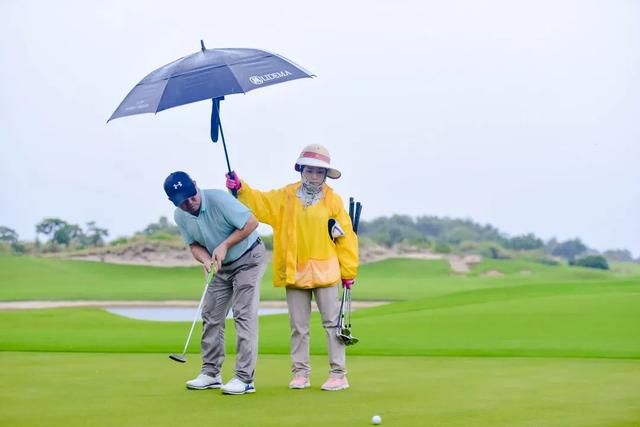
[434,242,451,254]
[569,255,609,270]
[536,257,560,266]
[406,236,431,248]
[146,232,179,242]
[481,246,510,260]
[110,237,130,246]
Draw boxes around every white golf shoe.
[186,373,222,390]
[221,377,256,395]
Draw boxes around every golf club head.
[169,353,187,363]
[337,331,355,344]
[337,332,359,346]
[345,336,359,346]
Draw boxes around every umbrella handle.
[211,98,238,198]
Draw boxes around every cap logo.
[173,181,182,190]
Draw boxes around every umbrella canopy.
[109,42,314,121]
[108,41,315,181]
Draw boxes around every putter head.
[337,332,359,346]
[169,353,187,363]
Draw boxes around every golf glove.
[342,279,354,289]
[225,171,242,191]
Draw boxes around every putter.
[169,268,216,363]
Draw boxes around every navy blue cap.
[164,171,197,206]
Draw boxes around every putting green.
[0,352,639,427]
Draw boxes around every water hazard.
[105,307,288,322]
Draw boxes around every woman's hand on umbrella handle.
[225,171,242,191]
[342,279,354,289]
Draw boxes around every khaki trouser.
[286,285,346,377]
[200,242,267,383]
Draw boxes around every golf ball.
[372,415,382,425]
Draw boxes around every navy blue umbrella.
[109,41,314,183]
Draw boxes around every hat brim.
[295,158,341,179]
[169,188,197,207]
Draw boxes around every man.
[164,171,267,395]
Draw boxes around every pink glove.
[225,171,242,191]
[342,279,354,289]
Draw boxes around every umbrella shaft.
[212,100,233,175]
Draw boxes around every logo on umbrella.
[249,70,293,85]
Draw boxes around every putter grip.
[206,266,216,283]
[349,197,355,226]
[354,202,362,234]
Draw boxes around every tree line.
[1,215,637,268]
[0,216,180,254]
[357,214,637,267]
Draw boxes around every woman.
[225,144,358,391]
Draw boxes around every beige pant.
[286,285,346,377]
[200,243,267,383]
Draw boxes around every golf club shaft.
[337,286,347,329]
[347,288,352,328]
[180,269,215,355]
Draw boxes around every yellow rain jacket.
[238,181,358,289]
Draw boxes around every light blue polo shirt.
[174,189,259,264]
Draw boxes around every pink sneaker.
[321,376,349,391]
[289,375,311,389]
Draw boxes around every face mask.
[301,174,323,194]
[298,173,324,208]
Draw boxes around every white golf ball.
[372,415,382,425]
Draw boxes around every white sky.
[1,0,639,256]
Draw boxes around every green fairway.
[0,255,274,301]
[2,275,639,358]
[1,352,639,427]
[1,255,638,301]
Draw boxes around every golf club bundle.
[169,267,216,363]
[336,197,362,346]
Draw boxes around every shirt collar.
[199,190,207,213]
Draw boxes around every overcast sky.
[1,0,639,256]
